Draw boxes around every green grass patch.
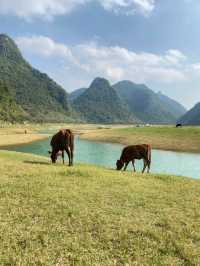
[0,150,199,265]
[116,126,200,139]
[83,126,200,153]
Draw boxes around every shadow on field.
[23,160,50,165]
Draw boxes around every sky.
[0,0,200,109]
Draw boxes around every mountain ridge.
[113,80,186,124]
[70,79,186,124]
[72,77,138,123]
[0,34,74,122]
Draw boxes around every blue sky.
[0,0,200,108]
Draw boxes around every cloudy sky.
[0,0,200,108]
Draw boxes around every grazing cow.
[116,144,151,173]
[49,129,74,166]
[176,123,182,128]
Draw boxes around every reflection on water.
[4,136,200,179]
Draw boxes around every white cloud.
[16,36,73,58]
[192,63,200,72]
[0,0,89,20]
[165,49,187,65]
[0,0,155,20]
[16,35,187,85]
[100,0,155,15]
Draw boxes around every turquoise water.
[4,136,200,179]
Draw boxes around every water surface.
[4,136,200,179]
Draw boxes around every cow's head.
[48,150,57,163]
[116,159,124,170]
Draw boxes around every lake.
[4,136,200,179]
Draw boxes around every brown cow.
[49,129,74,166]
[116,144,151,173]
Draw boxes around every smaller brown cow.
[116,144,151,173]
[50,129,74,166]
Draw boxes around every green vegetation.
[0,150,199,265]
[69,87,87,102]
[179,103,200,125]
[73,78,137,123]
[113,80,186,124]
[82,125,200,153]
[0,34,76,122]
[0,82,27,122]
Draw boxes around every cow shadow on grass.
[23,160,50,165]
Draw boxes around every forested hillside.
[0,34,74,122]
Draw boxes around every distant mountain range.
[71,79,187,124]
[0,34,188,124]
[178,103,200,125]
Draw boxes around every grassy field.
[0,150,199,265]
[81,126,200,153]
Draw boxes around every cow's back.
[121,144,150,162]
[50,129,71,150]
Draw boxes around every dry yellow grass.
[0,123,125,147]
[0,126,48,147]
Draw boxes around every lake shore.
[80,126,200,153]
[1,124,200,154]
[0,123,130,147]
[0,127,49,147]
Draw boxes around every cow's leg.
[65,148,71,166]
[132,160,136,172]
[123,162,129,171]
[62,150,64,164]
[142,159,147,173]
[147,160,151,173]
[70,148,74,166]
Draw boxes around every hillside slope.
[69,88,87,102]
[73,78,138,123]
[178,103,200,125]
[0,34,73,122]
[113,81,186,124]
[157,92,186,116]
[0,82,27,122]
